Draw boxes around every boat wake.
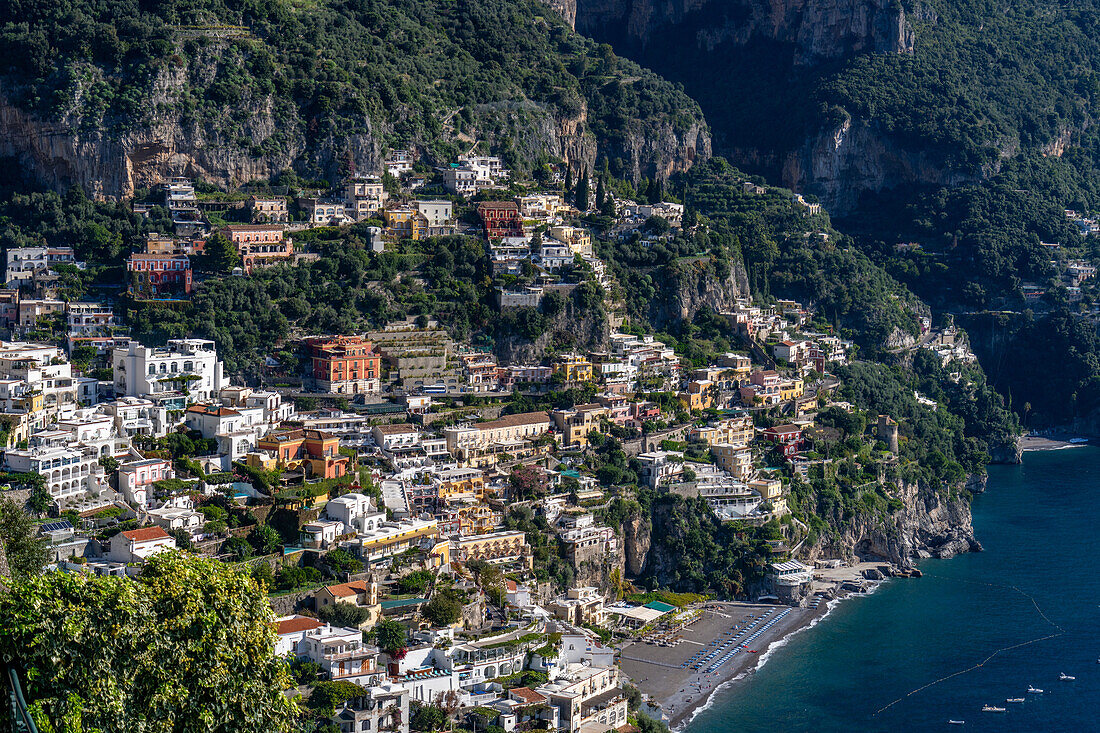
[871,577,1065,717]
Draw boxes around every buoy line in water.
[871,575,1065,716]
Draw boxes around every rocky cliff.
[576,0,915,63]
[805,476,984,568]
[645,258,751,328]
[572,0,961,213]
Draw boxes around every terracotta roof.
[477,411,550,431]
[506,579,517,592]
[765,424,802,433]
[276,616,324,635]
[186,405,240,417]
[509,687,546,704]
[324,580,369,598]
[120,526,171,543]
[373,423,418,435]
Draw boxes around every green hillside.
[0,0,705,179]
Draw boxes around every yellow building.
[550,403,607,448]
[779,378,805,401]
[452,530,532,568]
[552,354,594,384]
[313,580,381,628]
[677,379,715,412]
[435,467,487,503]
[383,207,427,240]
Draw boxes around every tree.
[575,167,590,212]
[509,465,547,500]
[0,553,297,732]
[27,484,54,516]
[374,619,408,657]
[308,681,367,716]
[422,589,462,627]
[0,497,47,576]
[202,231,241,273]
[98,455,120,473]
[249,524,282,555]
[594,175,606,211]
[318,602,373,628]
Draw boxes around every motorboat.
[982,705,1006,712]
[948,720,965,725]
[1060,673,1075,681]
[1006,698,1025,703]
[1027,686,1044,694]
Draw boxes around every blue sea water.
[686,446,1100,733]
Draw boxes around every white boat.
[982,705,1006,712]
[1006,698,1025,703]
[948,720,966,725]
[1060,673,1075,680]
[1028,686,1044,694]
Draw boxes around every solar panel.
[39,520,73,533]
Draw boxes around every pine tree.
[203,231,242,273]
[575,166,590,211]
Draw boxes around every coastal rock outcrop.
[806,476,982,568]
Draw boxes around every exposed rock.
[988,439,1023,465]
[576,0,916,64]
[647,259,751,329]
[623,513,651,576]
[492,298,609,365]
[862,567,885,580]
[805,475,981,569]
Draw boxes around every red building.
[762,424,803,457]
[306,335,382,395]
[126,253,192,298]
[477,201,523,239]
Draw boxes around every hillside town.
[0,151,943,733]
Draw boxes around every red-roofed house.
[107,526,176,563]
[313,580,381,627]
[477,201,523,239]
[274,614,325,656]
[762,424,803,457]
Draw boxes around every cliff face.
[576,0,915,64]
[492,300,610,365]
[573,0,951,213]
[806,476,983,568]
[646,259,751,328]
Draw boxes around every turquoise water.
[686,447,1100,732]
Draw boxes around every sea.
[685,446,1100,733]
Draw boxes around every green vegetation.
[0,553,296,732]
[0,0,704,180]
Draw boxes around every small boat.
[948,720,965,725]
[1028,686,1044,694]
[982,705,1006,712]
[1060,673,1075,681]
[1006,698,1025,703]
[1069,437,1089,444]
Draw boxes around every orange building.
[306,335,382,395]
[252,428,349,479]
[224,225,293,273]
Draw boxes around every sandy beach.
[620,601,829,728]
[623,563,890,729]
[1019,434,1089,451]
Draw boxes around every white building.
[118,457,174,508]
[325,492,386,534]
[113,339,226,405]
[413,200,455,236]
[106,526,176,564]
